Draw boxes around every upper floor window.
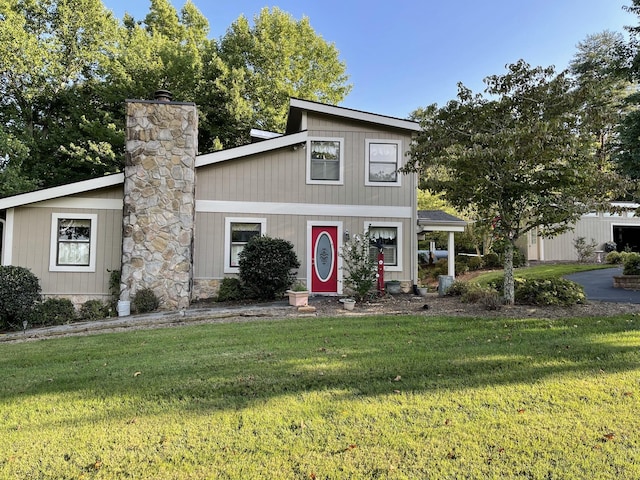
[49,213,97,272]
[224,217,266,273]
[365,139,402,186]
[307,138,344,185]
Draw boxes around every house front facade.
[0,97,424,309]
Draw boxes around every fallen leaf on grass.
[603,433,615,441]
[517,409,526,414]
[393,375,402,382]
[624,392,633,397]
[133,371,141,377]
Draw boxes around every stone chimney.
[121,95,198,310]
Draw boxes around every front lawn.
[471,262,616,286]
[2,313,639,479]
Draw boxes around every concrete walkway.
[565,267,640,304]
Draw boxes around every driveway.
[565,267,640,304]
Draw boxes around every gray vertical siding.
[10,189,123,298]
[542,214,640,261]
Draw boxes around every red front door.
[311,225,338,293]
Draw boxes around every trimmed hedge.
[0,266,41,330]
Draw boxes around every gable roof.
[0,173,124,210]
[285,98,421,134]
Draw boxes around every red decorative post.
[377,250,385,294]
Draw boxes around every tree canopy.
[0,0,351,194]
[405,60,622,304]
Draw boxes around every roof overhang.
[0,173,124,210]
[417,210,467,233]
[286,98,420,134]
[196,131,308,168]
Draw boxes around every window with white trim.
[50,213,97,272]
[307,138,344,184]
[366,222,403,271]
[365,139,402,186]
[224,217,266,273]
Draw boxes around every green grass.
[471,262,616,286]
[2,313,640,479]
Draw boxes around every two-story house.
[0,96,434,309]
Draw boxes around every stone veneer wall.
[121,100,198,310]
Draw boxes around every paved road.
[566,267,640,304]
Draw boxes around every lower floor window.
[230,222,262,267]
[225,217,267,272]
[50,213,97,272]
[369,226,398,266]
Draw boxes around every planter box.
[287,290,309,306]
[613,275,640,291]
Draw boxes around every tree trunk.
[503,241,515,305]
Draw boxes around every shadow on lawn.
[2,315,639,413]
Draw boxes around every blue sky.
[103,0,634,118]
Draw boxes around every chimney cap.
[154,89,173,102]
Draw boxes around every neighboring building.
[0,97,459,309]
[524,203,640,262]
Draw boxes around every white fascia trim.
[49,213,98,273]
[195,131,308,168]
[0,174,124,210]
[30,197,123,210]
[223,217,267,274]
[2,209,14,265]
[418,224,466,233]
[364,220,404,272]
[290,98,421,132]
[196,200,412,219]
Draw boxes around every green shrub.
[216,277,243,302]
[0,266,42,330]
[573,237,598,263]
[430,258,449,279]
[489,277,584,306]
[340,231,377,301]
[445,281,471,297]
[239,236,300,300]
[515,278,585,306]
[79,300,110,320]
[33,298,77,327]
[605,251,623,264]
[132,288,160,313]
[622,252,640,276]
[467,256,483,271]
[482,252,501,269]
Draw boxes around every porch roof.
[417,210,466,232]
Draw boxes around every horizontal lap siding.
[12,206,122,296]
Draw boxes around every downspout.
[411,170,419,291]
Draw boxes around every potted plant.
[341,298,356,310]
[286,282,309,306]
[417,284,429,296]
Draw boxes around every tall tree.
[0,0,121,188]
[570,31,632,170]
[404,61,621,304]
[219,7,352,132]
